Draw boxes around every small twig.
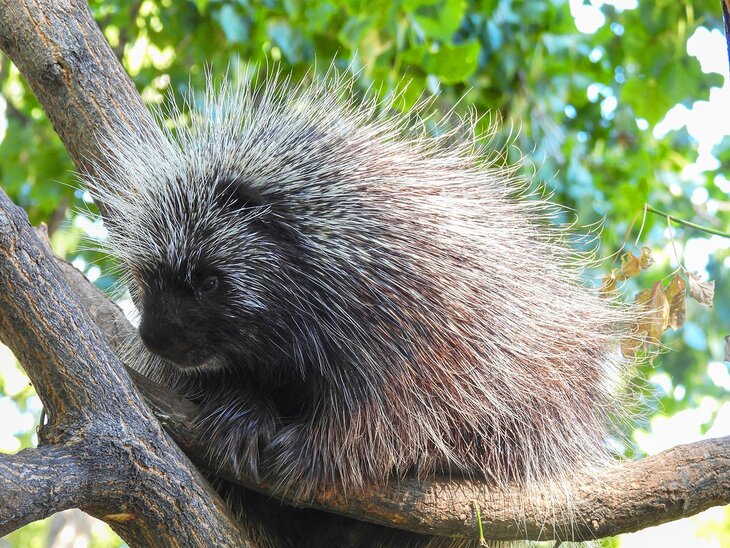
[472,500,488,547]
[608,211,640,269]
[635,204,649,246]
[664,215,689,276]
[722,0,730,71]
[646,204,730,238]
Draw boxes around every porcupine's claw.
[196,387,280,480]
[261,422,329,500]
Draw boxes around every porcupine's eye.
[199,275,219,293]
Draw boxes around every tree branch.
[0,0,160,187]
[0,446,85,536]
[0,192,254,546]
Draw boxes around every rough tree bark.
[0,0,728,545]
[0,200,253,546]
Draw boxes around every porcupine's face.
[136,255,227,370]
[131,179,278,373]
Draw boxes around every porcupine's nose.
[139,318,191,364]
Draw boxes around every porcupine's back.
[90,69,633,521]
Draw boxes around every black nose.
[139,320,190,363]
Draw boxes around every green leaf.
[193,0,210,13]
[621,76,672,125]
[406,0,466,43]
[338,15,377,48]
[268,21,311,64]
[424,41,480,84]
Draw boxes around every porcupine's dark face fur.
[135,238,237,371]
[131,178,294,375]
[136,260,223,369]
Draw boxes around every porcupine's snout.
[139,318,189,362]
[138,299,213,369]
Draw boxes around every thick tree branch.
[0,446,85,536]
[0,0,157,182]
[0,0,728,544]
[0,193,254,546]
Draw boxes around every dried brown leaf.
[621,336,642,360]
[602,248,655,298]
[665,275,687,331]
[636,281,670,344]
[620,252,641,280]
[638,247,654,270]
[601,268,620,295]
[688,272,715,307]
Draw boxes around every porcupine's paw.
[196,398,280,481]
[261,422,329,499]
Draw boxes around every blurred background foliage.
[0,0,728,546]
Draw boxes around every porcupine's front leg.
[261,405,382,500]
[196,384,281,481]
[262,420,328,499]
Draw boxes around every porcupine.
[86,69,633,547]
